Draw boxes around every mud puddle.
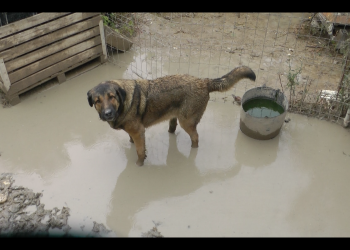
[1,47,350,237]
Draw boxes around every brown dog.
[87,66,256,166]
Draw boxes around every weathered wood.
[104,25,133,52]
[1,12,99,51]
[0,13,71,39]
[16,54,101,96]
[8,36,102,83]
[8,45,102,96]
[0,58,10,91]
[99,20,108,62]
[0,15,101,63]
[0,82,6,94]
[100,54,107,63]
[5,26,100,72]
[0,75,6,93]
[0,71,3,87]
[8,95,20,105]
[57,73,66,83]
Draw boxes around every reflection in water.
[235,130,279,167]
[0,51,137,178]
[106,126,242,237]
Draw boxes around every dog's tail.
[207,66,256,92]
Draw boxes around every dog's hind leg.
[168,118,178,133]
[178,118,199,148]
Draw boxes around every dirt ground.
[0,173,114,237]
[107,13,348,121]
[130,13,345,91]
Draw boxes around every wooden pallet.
[0,12,107,105]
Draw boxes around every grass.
[286,61,303,104]
[101,13,139,38]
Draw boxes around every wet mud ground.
[1,49,350,236]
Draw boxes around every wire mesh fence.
[102,12,350,127]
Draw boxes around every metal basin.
[240,87,288,140]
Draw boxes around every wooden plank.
[8,45,102,96]
[0,15,101,63]
[8,95,20,105]
[0,74,7,94]
[5,25,101,72]
[0,82,7,94]
[8,36,102,83]
[99,20,108,62]
[100,54,107,63]
[0,13,71,39]
[1,12,100,51]
[57,73,66,83]
[16,54,101,96]
[0,58,11,91]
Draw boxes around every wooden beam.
[7,45,102,96]
[0,15,101,63]
[8,36,102,83]
[99,20,108,62]
[16,54,101,96]
[1,13,100,51]
[57,73,66,83]
[0,58,10,91]
[8,95,20,105]
[0,13,71,39]
[5,26,100,73]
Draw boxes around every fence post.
[0,58,11,92]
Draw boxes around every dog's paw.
[136,159,144,166]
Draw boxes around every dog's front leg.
[126,125,146,166]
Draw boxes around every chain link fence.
[102,13,350,127]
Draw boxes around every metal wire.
[104,12,350,126]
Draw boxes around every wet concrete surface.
[1,51,350,237]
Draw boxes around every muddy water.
[1,51,350,236]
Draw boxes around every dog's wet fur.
[87,66,256,166]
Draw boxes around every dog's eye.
[109,95,115,99]
[95,100,101,104]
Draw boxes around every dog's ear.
[87,90,94,107]
[114,85,126,104]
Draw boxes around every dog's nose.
[104,109,112,117]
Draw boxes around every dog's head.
[87,81,126,122]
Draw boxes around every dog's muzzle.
[101,108,116,121]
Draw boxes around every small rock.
[0,191,8,204]
[285,118,291,123]
[9,204,21,213]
